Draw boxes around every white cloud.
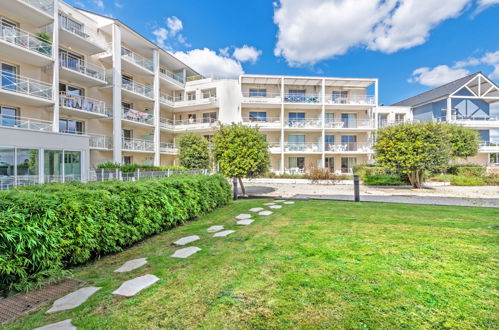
[232,45,262,64]
[173,48,244,78]
[476,0,499,13]
[114,1,123,8]
[166,16,183,36]
[92,0,104,9]
[152,16,189,48]
[481,50,499,79]
[152,27,168,49]
[273,0,472,66]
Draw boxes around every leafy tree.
[444,124,481,158]
[177,133,210,169]
[212,123,269,195]
[375,122,452,188]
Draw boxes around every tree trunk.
[238,177,246,196]
[408,170,424,188]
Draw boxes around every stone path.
[213,230,235,237]
[263,202,275,206]
[34,319,76,330]
[274,200,285,202]
[112,274,159,297]
[114,258,147,273]
[283,201,294,204]
[173,235,200,246]
[269,205,282,209]
[237,219,254,226]
[171,246,202,258]
[46,287,101,314]
[207,225,224,232]
[235,214,252,220]
[249,207,264,212]
[258,210,273,216]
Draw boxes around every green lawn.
[5,200,498,329]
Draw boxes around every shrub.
[305,167,351,182]
[364,174,407,186]
[447,164,485,177]
[483,173,499,186]
[0,175,231,294]
[96,163,188,172]
[450,175,486,186]
[429,174,454,182]
[353,164,387,179]
[178,133,210,169]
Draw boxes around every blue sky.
[70,0,499,105]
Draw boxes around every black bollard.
[233,177,238,200]
[354,175,360,202]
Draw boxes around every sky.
[68,0,499,105]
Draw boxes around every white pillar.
[112,24,122,164]
[446,97,452,122]
[51,1,59,132]
[374,79,379,129]
[280,77,285,174]
[321,78,325,168]
[153,49,160,166]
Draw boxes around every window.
[0,147,15,179]
[341,113,357,128]
[16,149,38,178]
[122,74,133,87]
[64,151,81,181]
[0,106,18,127]
[325,113,334,123]
[122,129,133,140]
[288,112,305,126]
[288,156,305,169]
[187,92,196,101]
[59,83,84,97]
[44,150,63,182]
[59,15,85,36]
[325,157,334,172]
[123,155,133,165]
[0,17,18,29]
[288,134,305,151]
[203,112,217,123]
[249,112,267,122]
[378,113,388,127]
[395,113,406,122]
[121,102,133,110]
[249,88,266,97]
[332,91,348,103]
[490,153,499,165]
[59,49,84,71]
[325,135,335,144]
[286,89,305,102]
[59,119,84,135]
[187,114,197,123]
[341,135,357,151]
[1,62,18,92]
[202,89,216,98]
[341,157,357,173]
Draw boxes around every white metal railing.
[160,94,175,107]
[0,114,52,131]
[267,142,282,152]
[159,117,174,130]
[242,117,282,128]
[122,108,154,125]
[59,94,109,116]
[160,142,178,154]
[160,69,185,84]
[59,15,91,40]
[59,54,105,81]
[378,120,415,128]
[174,117,217,126]
[324,142,372,153]
[121,78,154,98]
[324,119,374,129]
[242,92,282,103]
[0,70,52,100]
[479,141,499,152]
[284,142,322,152]
[451,115,499,121]
[283,93,321,103]
[122,47,153,72]
[0,25,52,57]
[174,95,217,107]
[89,134,113,149]
[122,138,155,152]
[327,95,375,105]
[21,0,54,14]
[285,119,322,128]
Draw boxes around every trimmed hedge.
[447,164,485,177]
[363,174,407,186]
[353,165,388,180]
[0,175,231,294]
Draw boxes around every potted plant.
[36,32,52,55]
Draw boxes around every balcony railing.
[451,115,499,121]
[159,117,174,130]
[160,94,175,107]
[267,142,282,152]
[283,93,321,103]
[285,119,322,128]
[60,94,109,116]
[121,78,154,99]
[160,69,185,84]
[284,142,322,152]
[0,70,52,100]
[242,92,282,103]
[174,117,217,127]
[479,142,499,152]
[327,95,375,105]
[324,119,374,129]
[122,138,154,152]
[21,0,54,14]
[324,142,372,153]
[122,108,154,125]
[0,114,52,131]
[0,25,52,57]
[379,120,414,128]
[59,15,91,40]
[122,47,153,72]
[59,54,105,81]
[174,95,217,107]
[242,117,282,128]
[89,134,113,149]
[160,143,178,154]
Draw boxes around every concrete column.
[374,79,379,129]
[51,1,60,132]
[112,24,122,164]
[153,49,160,166]
[280,77,285,174]
[446,97,452,122]
[321,78,325,168]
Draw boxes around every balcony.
[174,94,218,110]
[325,142,372,153]
[4,1,54,26]
[0,114,52,132]
[121,47,153,75]
[326,95,375,106]
[160,143,178,154]
[242,92,281,105]
[160,69,185,89]
[121,78,154,101]
[122,108,154,127]
[284,142,322,153]
[89,134,113,150]
[59,94,110,118]
[242,117,282,129]
[122,138,155,153]
[0,71,53,106]
[173,117,217,131]
[285,119,322,129]
[324,119,374,130]
[449,115,499,128]
[59,55,106,85]
[283,93,321,104]
[479,142,499,153]
[159,117,174,131]
[58,15,105,54]
[0,25,53,66]
[160,94,175,108]
[267,142,282,153]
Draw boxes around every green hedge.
[0,175,231,294]
[97,162,188,172]
[353,165,388,179]
[450,175,486,186]
[363,174,407,186]
[447,164,485,177]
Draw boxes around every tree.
[212,123,269,195]
[374,122,452,188]
[177,133,210,169]
[444,124,481,158]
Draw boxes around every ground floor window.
[64,151,81,181]
[288,157,305,170]
[490,153,499,164]
[44,150,63,182]
[325,157,334,172]
[123,155,133,165]
[341,157,357,173]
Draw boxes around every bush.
[353,165,387,179]
[364,174,407,186]
[429,174,454,182]
[305,168,351,182]
[450,175,486,186]
[97,162,187,172]
[447,164,485,177]
[0,175,231,294]
[483,173,499,186]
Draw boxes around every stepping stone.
[269,205,282,209]
[213,230,235,237]
[171,246,202,258]
[237,219,254,226]
[112,274,159,297]
[263,202,275,206]
[207,225,224,233]
[274,200,285,202]
[34,319,76,330]
[235,214,252,220]
[249,207,264,212]
[284,201,295,204]
[46,287,101,313]
[259,210,273,216]
[173,235,200,246]
[114,258,147,273]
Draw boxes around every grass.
[4,200,498,329]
